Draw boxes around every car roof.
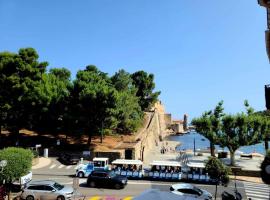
[27,180,56,186]
[171,183,194,189]
[91,169,109,173]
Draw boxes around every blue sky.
[0,1,269,120]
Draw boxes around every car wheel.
[77,171,84,178]
[89,181,96,188]
[26,195,35,200]
[57,195,65,200]
[114,183,122,189]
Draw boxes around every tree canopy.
[191,101,224,157]
[193,101,267,166]
[131,71,161,111]
[205,157,230,200]
[0,48,160,144]
[0,147,33,183]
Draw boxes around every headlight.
[121,180,126,184]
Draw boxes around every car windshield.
[193,186,203,196]
[53,182,64,190]
[109,171,116,178]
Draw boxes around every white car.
[170,183,212,200]
[21,180,74,200]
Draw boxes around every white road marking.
[58,164,64,169]
[49,164,56,169]
[66,166,72,169]
[244,181,270,200]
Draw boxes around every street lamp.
[0,160,7,173]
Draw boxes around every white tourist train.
[111,159,144,178]
[76,158,211,182]
[147,160,182,180]
[184,162,210,182]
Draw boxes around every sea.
[168,131,270,155]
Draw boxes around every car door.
[90,171,103,186]
[99,172,111,187]
[26,185,43,199]
[186,189,200,198]
[85,164,94,176]
[41,186,56,200]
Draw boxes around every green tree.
[131,71,160,111]
[0,48,48,144]
[191,101,224,157]
[73,65,118,144]
[111,69,143,133]
[219,113,261,166]
[32,68,73,135]
[0,147,33,199]
[205,157,230,200]
[0,52,14,137]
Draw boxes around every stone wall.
[164,114,172,128]
[134,110,163,161]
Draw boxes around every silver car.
[21,180,74,200]
[170,183,212,200]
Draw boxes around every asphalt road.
[31,158,247,199]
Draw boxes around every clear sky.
[0,1,269,120]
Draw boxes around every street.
[31,158,250,199]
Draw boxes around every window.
[188,189,200,195]
[193,187,203,196]
[27,185,44,190]
[92,172,106,177]
[43,186,54,191]
[178,188,200,195]
[53,182,64,190]
[94,161,104,167]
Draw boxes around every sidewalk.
[32,157,51,169]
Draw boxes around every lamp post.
[193,137,196,156]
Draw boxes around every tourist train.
[76,157,211,182]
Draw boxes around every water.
[168,131,269,155]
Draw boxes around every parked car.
[170,183,212,200]
[21,180,74,200]
[87,170,128,189]
[59,153,80,165]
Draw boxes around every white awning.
[93,157,108,162]
[149,161,181,167]
[112,159,143,165]
[186,162,205,168]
